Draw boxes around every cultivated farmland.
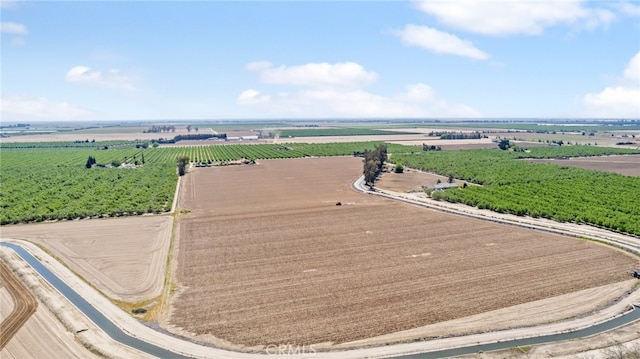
[169,157,637,348]
[1,216,173,302]
[0,261,37,349]
[0,142,416,224]
[391,147,640,235]
[525,154,640,177]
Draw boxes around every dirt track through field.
[170,157,638,347]
[0,261,37,349]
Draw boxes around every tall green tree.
[362,144,388,187]
[177,155,190,176]
[85,156,96,169]
[363,160,377,186]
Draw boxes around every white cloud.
[1,22,27,35]
[582,51,640,118]
[237,89,271,106]
[583,86,639,107]
[65,65,135,91]
[239,60,480,118]
[237,85,479,118]
[397,83,436,102]
[1,21,27,46]
[414,0,615,36]
[394,24,489,60]
[623,52,640,81]
[613,1,640,16]
[1,96,93,120]
[247,61,378,89]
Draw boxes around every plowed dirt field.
[0,261,37,349]
[526,154,640,176]
[171,157,637,347]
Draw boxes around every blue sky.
[1,0,639,121]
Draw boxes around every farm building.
[225,131,259,141]
[434,183,458,191]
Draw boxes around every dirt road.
[0,261,37,349]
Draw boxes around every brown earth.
[526,154,640,177]
[0,246,140,359]
[0,261,37,349]
[0,216,173,302]
[0,127,192,143]
[169,157,638,348]
[376,169,476,193]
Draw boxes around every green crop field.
[0,142,416,225]
[2,141,638,236]
[391,146,640,235]
[274,128,417,137]
[151,142,416,162]
[0,140,136,149]
[0,147,177,224]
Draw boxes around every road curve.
[5,239,640,359]
[353,176,640,254]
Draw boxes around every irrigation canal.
[2,241,640,359]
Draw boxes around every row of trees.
[144,125,176,133]
[422,144,442,151]
[439,131,486,140]
[363,144,387,187]
[177,155,189,176]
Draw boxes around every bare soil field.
[0,293,97,359]
[0,261,37,349]
[339,280,637,348]
[170,157,638,348]
[526,154,640,177]
[0,216,172,302]
[377,170,453,192]
[0,127,192,143]
[0,247,133,359]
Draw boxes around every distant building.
[434,183,458,191]
[224,130,259,141]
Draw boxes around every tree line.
[144,125,176,133]
[362,144,387,187]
